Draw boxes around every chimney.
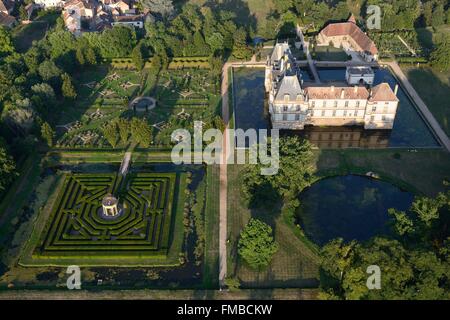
[394,84,399,96]
[340,88,345,99]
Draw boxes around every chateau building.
[265,43,399,130]
[317,15,378,62]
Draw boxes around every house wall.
[35,0,65,8]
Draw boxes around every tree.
[224,277,241,291]
[0,26,14,57]
[61,73,77,99]
[0,141,16,193]
[320,237,450,300]
[192,31,210,56]
[102,122,119,148]
[19,5,28,21]
[97,26,137,58]
[40,122,55,147]
[76,47,86,66]
[31,83,56,101]
[24,45,44,72]
[84,47,97,65]
[238,218,278,270]
[132,42,146,70]
[140,0,174,19]
[431,4,445,28]
[48,30,77,59]
[241,136,315,208]
[430,35,450,71]
[38,60,62,82]
[232,27,252,60]
[130,117,152,147]
[206,32,225,54]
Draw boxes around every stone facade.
[265,43,399,130]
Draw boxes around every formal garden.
[0,151,220,289]
[54,66,220,149]
[20,171,183,266]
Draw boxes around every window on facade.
[370,115,375,121]
[372,106,376,112]
[356,101,360,108]
[296,105,300,111]
[321,110,325,117]
[382,115,387,121]
[334,101,338,108]
[295,114,300,121]
[283,114,288,121]
[345,101,349,107]
[332,110,336,117]
[343,110,347,117]
[322,101,326,107]
[283,105,288,112]
[311,101,315,108]
[383,106,388,113]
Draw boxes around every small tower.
[102,194,119,217]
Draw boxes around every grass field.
[203,165,220,288]
[12,11,59,53]
[315,149,450,196]
[401,66,450,138]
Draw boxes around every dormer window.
[296,94,302,100]
[284,94,290,102]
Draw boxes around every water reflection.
[282,126,391,149]
[296,175,414,245]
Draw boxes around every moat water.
[232,67,440,148]
[295,175,414,245]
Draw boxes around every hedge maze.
[30,172,181,264]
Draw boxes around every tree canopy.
[238,218,278,270]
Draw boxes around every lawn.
[227,164,320,289]
[12,11,59,53]
[400,65,450,138]
[315,149,450,196]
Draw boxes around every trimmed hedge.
[26,172,180,263]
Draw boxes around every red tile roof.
[304,86,370,100]
[319,21,378,55]
[369,83,399,102]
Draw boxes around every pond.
[296,175,414,245]
[232,67,268,132]
[232,66,440,148]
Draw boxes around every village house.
[0,0,16,27]
[265,43,399,130]
[317,15,378,62]
[61,0,143,34]
[34,0,66,9]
